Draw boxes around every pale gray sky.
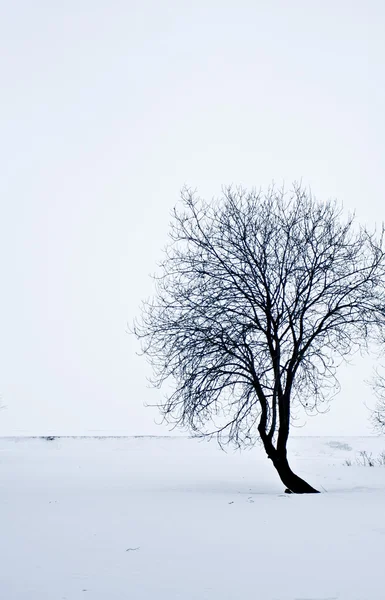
[1,0,384,436]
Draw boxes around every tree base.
[273,456,320,494]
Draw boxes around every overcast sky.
[0,0,384,436]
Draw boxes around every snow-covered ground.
[1,435,384,600]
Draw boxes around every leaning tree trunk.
[271,452,319,494]
[258,425,319,493]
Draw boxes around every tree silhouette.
[135,185,385,493]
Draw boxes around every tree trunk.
[271,453,319,494]
[258,411,319,494]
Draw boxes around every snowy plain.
[1,435,385,600]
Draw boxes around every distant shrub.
[343,450,385,467]
[357,450,375,467]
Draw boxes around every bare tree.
[370,368,385,431]
[134,185,385,493]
